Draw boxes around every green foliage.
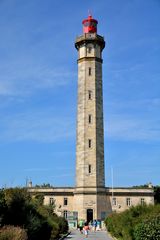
[134,215,160,240]
[54,216,68,235]
[105,204,160,240]
[32,193,45,208]
[0,226,27,240]
[50,221,59,240]
[0,189,7,226]
[132,184,150,189]
[49,216,68,240]
[26,214,52,240]
[3,188,31,226]
[34,183,53,188]
[0,188,68,240]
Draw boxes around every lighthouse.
[28,15,154,227]
[74,15,107,221]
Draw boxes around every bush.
[46,215,68,239]
[134,215,160,240]
[0,226,27,240]
[105,204,160,240]
[105,210,133,240]
[0,188,69,240]
[26,213,52,240]
[3,188,31,226]
[50,221,59,240]
[53,216,68,235]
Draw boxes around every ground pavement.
[64,229,113,240]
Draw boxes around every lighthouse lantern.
[82,15,98,34]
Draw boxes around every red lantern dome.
[82,15,98,34]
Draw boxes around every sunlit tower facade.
[74,15,107,221]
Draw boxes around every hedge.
[134,214,160,240]
[105,204,160,240]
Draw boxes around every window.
[49,198,54,205]
[112,197,117,206]
[64,197,68,206]
[88,164,91,174]
[88,114,92,124]
[126,198,131,206]
[88,139,92,148]
[63,210,68,219]
[88,67,92,76]
[84,22,89,27]
[141,198,145,205]
[88,47,92,53]
[88,90,92,100]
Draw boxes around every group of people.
[78,219,100,238]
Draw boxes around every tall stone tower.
[74,15,107,221]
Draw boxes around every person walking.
[83,222,90,238]
[78,219,84,234]
[93,219,97,232]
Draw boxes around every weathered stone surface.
[27,31,154,223]
[74,33,108,220]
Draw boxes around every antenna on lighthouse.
[88,9,92,17]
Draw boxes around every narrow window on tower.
[88,164,92,174]
[88,47,92,53]
[88,114,92,124]
[88,139,92,148]
[88,67,92,76]
[88,90,92,100]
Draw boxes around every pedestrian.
[93,219,97,232]
[97,219,101,231]
[83,222,89,238]
[78,219,84,234]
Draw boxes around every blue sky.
[0,0,160,188]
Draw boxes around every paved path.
[64,230,113,240]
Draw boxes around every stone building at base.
[29,186,154,226]
[28,15,154,226]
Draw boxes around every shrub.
[0,226,27,240]
[105,209,137,240]
[105,204,160,240]
[134,214,160,240]
[25,209,52,240]
[3,188,31,226]
[56,216,68,235]
[50,221,59,240]
[0,188,69,240]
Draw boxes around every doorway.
[87,209,93,223]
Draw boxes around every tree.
[0,187,68,240]
[34,183,53,188]
[4,188,31,226]
[0,189,7,226]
